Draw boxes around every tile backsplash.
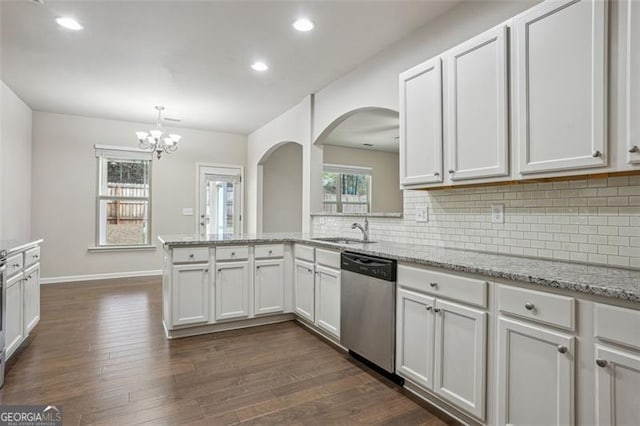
[312,175,640,269]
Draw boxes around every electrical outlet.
[182,208,194,216]
[416,206,429,223]
[491,204,504,224]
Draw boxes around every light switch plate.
[182,208,194,216]
[491,204,504,224]
[416,206,429,223]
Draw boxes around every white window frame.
[92,145,154,250]
[322,164,372,214]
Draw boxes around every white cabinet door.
[314,265,341,339]
[515,0,607,174]
[215,261,250,321]
[433,299,487,420]
[23,265,40,334]
[254,259,284,316]
[626,0,640,165]
[498,317,575,426]
[595,344,640,425]
[396,288,436,390]
[399,57,444,186]
[172,264,210,326]
[446,25,509,181]
[6,274,24,359]
[294,259,315,322]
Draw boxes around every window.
[95,146,152,247]
[322,164,371,213]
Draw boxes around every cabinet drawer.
[24,247,40,267]
[216,246,249,261]
[255,244,284,259]
[316,248,340,269]
[173,247,209,263]
[6,253,23,277]
[295,244,315,262]
[595,303,640,351]
[498,285,575,331]
[398,264,488,308]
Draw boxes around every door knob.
[596,359,608,368]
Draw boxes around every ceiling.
[0,0,458,135]
[322,109,399,153]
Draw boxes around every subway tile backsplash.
[312,175,640,269]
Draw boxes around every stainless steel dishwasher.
[340,251,399,377]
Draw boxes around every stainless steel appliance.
[0,249,6,388]
[340,251,398,376]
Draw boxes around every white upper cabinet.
[399,57,443,186]
[445,25,509,181]
[515,0,608,175]
[625,0,640,165]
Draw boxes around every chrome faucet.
[351,218,370,241]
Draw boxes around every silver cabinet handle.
[189,253,194,259]
[596,359,608,368]
[425,306,433,311]
[525,302,535,311]
[448,170,455,174]
[268,250,273,255]
[433,171,440,176]
[217,268,222,272]
[307,268,312,273]
[557,345,568,354]
[256,265,261,269]
[429,282,438,288]
[27,275,32,280]
[592,150,602,158]
[200,222,205,226]
[34,255,39,259]
[203,269,208,273]
[629,145,639,153]
[434,308,441,313]
[231,252,236,256]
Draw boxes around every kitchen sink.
[312,237,376,244]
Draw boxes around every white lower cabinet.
[594,345,640,425]
[6,273,24,359]
[433,299,487,419]
[172,263,210,326]
[294,259,315,322]
[254,259,285,316]
[314,265,340,339]
[215,261,250,321]
[396,288,436,389]
[23,265,40,334]
[497,317,575,426]
[396,287,487,420]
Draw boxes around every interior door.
[198,166,242,236]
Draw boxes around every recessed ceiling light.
[251,61,268,72]
[293,18,314,32]
[56,17,83,31]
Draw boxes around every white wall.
[322,145,401,213]
[1,81,32,242]
[262,142,303,232]
[31,111,246,279]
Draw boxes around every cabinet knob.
[524,302,535,311]
[268,250,273,255]
[231,252,236,256]
[204,269,208,273]
[189,253,194,259]
[256,265,261,269]
[629,145,640,153]
[425,306,433,311]
[429,282,438,288]
[434,308,441,313]
[34,255,39,259]
[557,345,568,354]
[448,170,455,174]
[433,171,440,176]
[13,264,19,268]
[592,150,602,158]
[217,268,222,272]
[596,359,608,368]
[27,275,32,280]
[200,222,205,226]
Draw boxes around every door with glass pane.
[198,166,242,236]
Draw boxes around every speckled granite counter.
[158,233,640,304]
[0,238,43,256]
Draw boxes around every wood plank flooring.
[0,277,456,425]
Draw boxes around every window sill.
[88,245,157,253]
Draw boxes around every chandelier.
[136,106,181,159]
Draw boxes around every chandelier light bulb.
[136,131,148,141]
[135,105,181,159]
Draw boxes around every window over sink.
[95,146,152,247]
[322,164,371,213]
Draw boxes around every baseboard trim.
[41,270,162,284]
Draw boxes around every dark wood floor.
[0,277,455,425]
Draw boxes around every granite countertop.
[158,233,640,304]
[0,238,44,256]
